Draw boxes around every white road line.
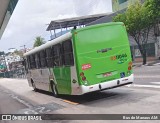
[153,63,160,66]
[150,82,160,85]
[126,84,160,89]
[135,75,160,78]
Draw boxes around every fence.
[0,68,26,79]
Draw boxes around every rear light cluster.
[80,72,86,81]
[127,61,132,75]
[80,72,88,85]
[128,61,132,70]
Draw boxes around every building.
[112,0,145,12]
[0,0,18,39]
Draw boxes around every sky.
[0,0,112,52]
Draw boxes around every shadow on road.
[35,89,131,105]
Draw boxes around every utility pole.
[20,45,26,53]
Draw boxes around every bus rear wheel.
[51,83,59,97]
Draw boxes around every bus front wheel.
[51,82,58,97]
[31,80,37,92]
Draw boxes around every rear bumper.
[80,74,134,94]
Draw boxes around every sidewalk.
[133,60,160,67]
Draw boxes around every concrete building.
[0,0,18,39]
[112,0,145,12]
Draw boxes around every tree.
[144,0,160,26]
[113,0,153,65]
[14,50,23,57]
[145,0,160,45]
[33,36,45,47]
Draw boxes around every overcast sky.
[0,0,112,52]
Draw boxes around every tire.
[51,82,59,97]
[31,80,37,92]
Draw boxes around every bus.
[23,22,133,97]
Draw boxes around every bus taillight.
[80,72,87,81]
[128,61,132,70]
[80,72,84,77]
[128,61,132,66]
[82,76,86,81]
[128,66,132,70]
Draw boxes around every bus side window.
[62,40,74,66]
[46,47,54,67]
[24,58,29,73]
[53,44,63,67]
[30,54,36,69]
[40,50,47,68]
[35,53,41,68]
[27,56,31,69]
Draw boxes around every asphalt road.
[134,63,160,86]
[0,64,160,123]
[0,88,27,114]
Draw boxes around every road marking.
[127,84,160,89]
[153,63,160,66]
[62,100,79,105]
[0,87,33,108]
[18,102,64,114]
[135,75,160,78]
[150,82,160,85]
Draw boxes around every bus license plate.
[103,72,112,77]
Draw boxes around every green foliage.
[113,0,156,64]
[145,0,160,36]
[144,0,160,23]
[14,50,23,57]
[33,36,45,47]
[113,0,151,36]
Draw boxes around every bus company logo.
[82,64,91,70]
[111,53,127,60]
[97,48,112,53]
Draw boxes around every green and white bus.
[23,22,133,97]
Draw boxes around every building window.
[8,0,18,14]
[146,43,155,57]
[118,0,128,4]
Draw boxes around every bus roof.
[24,32,72,57]
[77,22,124,33]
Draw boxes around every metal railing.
[0,68,26,79]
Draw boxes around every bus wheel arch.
[50,80,59,97]
[31,79,37,92]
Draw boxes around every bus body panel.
[27,68,50,90]
[73,22,133,87]
[52,67,71,94]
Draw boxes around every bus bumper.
[80,74,134,95]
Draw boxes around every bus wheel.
[31,80,37,92]
[51,83,58,97]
